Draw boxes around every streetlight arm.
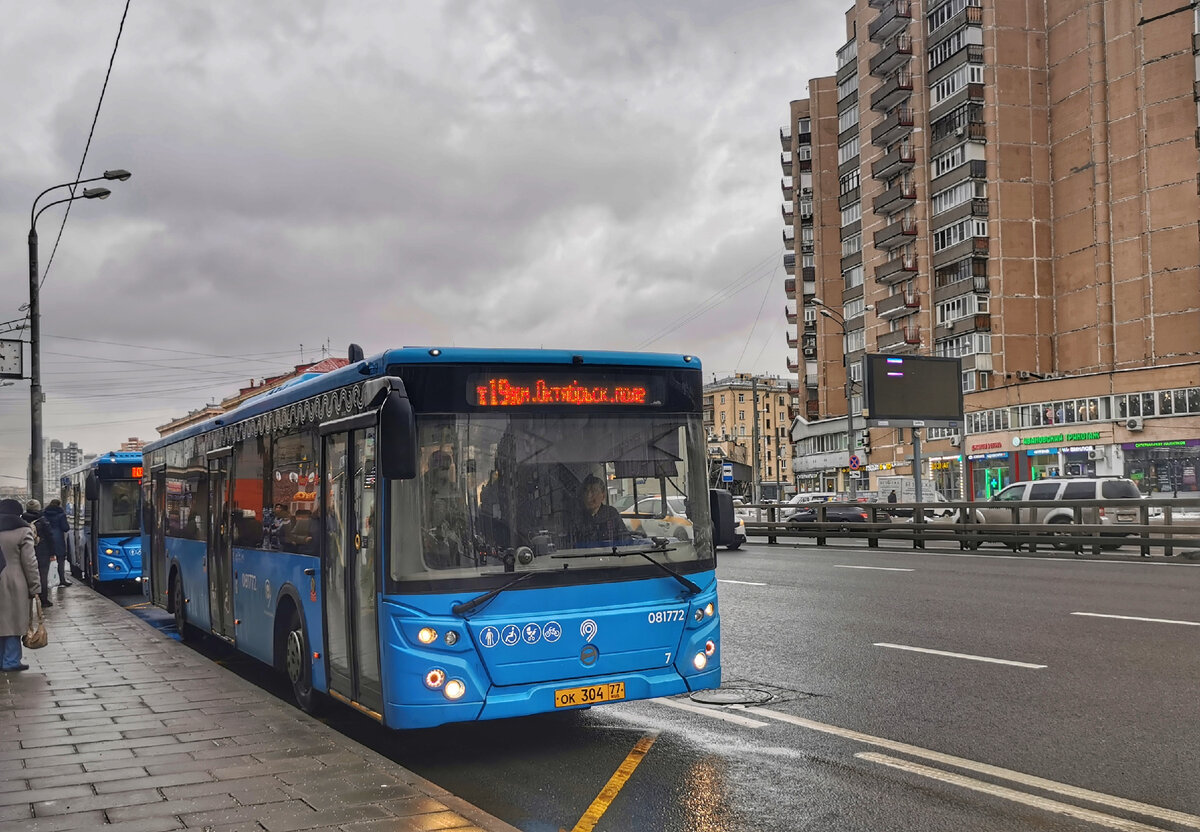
[29,175,109,227]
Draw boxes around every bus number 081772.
[648,609,685,624]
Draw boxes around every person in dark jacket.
[0,498,41,671]
[23,500,54,608]
[42,499,71,588]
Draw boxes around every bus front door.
[322,428,383,717]
[207,455,235,641]
[151,467,167,605]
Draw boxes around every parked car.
[729,515,747,550]
[787,504,877,526]
[891,491,958,520]
[973,477,1143,548]
[621,495,693,541]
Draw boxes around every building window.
[842,233,863,257]
[928,0,981,36]
[738,393,745,403]
[846,328,866,352]
[738,410,745,420]
[841,202,862,227]
[838,135,860,165]
[837,38,858,70]
[797,144,812,161]
[840,169,860,195]
[934,333,990,358]
[839,106,860,133]
[931,63,985,108]
[931,180,985,216]
[844,297,866,320]
[837,73,859,102]
[928,25,983,70]
[797,117,811,133]
[936,293,988,324]
[933,218,987,253]
[843,264,864,290]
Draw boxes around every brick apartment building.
[783,0,1200,499]
[703,374,797,499]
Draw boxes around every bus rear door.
[321,427,383,717]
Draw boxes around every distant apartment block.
[782,0,1200,498]
[703,373,798,499]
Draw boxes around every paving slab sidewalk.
[0,585,522,832]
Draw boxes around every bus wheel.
[285,610,321,714]
[172,571,191,641]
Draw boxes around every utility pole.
[751,377,761,505]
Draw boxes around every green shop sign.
[1022,430,1100,446]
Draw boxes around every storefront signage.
[971,442,1002,452]
[1026,448,1059,457]
[967,451,1010,461]
[1122,439,1200,450]
[1019,431,1101,447]
[863,462,895,472]
[930,460,955,470]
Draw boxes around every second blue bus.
[60,451,144,587]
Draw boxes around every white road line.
[833,565,914,572]
[873,642,1046,669]
[650,697,768,728]
[856,753,1170,832]
[1071,612,1200,627]
[717,579,768,586]
[743,708,1200,830]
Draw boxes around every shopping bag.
[22,597,48,649]
[47,560,60,589]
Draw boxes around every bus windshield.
[388,413,712,583]
[100,479,140,535]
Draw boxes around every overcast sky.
[0,1,846,484]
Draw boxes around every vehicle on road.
[787,504,879,526]
[60,451,144,588]
[141,346,724,729]
[621,495,693,541]
[974,477,1143,548]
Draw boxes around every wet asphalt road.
[108,542,1200,831]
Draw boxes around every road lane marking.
[856,753,1171,832]
[873,643,1046,669]
[833,565,914,572]
[565,732,658,832]
[122,602,150,609]
[651,697,768,728]
[1071,612,1200,627]
[717,579,768,586]
[744,708,1200,830]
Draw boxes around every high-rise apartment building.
[42,438,84,498]
[784,0,1200,499]
[703,374,797,499]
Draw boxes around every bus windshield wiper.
[552,543,702,595]
[451,571,536,617]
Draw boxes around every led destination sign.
[471,375,660,407]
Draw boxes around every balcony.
[781,177,793,200]
[876,289,919,318]
[904,325,921,345]
[798,199,813,220]
[872,106,914,147]
[873,178,917,215]
[781,151,793,174]
[802,280,817,296]
[802,336,817,356]
[929,3,983,50]
[876,328,907,350]
[787,356,800,373]
[932,235,989,267]
[971,197,989,216]
[874,217,918,250]
[871,141,915,179]
[782,201,794,223]
[974,313,991,331]
[802,266,816,281]
[805,399,821,420]
[784,277,797,298]
[973,273,990,293]
[875,252,918,283]
[868,0,912,43]
[780,127,791,149]
[787,331,799,349]
[784,252,795,275]
[870,69,914,112]
[785,305,798,325]
[805,372,819,388]
[783,228,795,246]
[869,34,913,77]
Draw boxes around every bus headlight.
[705,640,716,657]
[694,608,704,622]
[704,602,715,617]
[444,679,466,700]
[417,627,438,645]
[105,548,115,555]
[424,669,446,689]
[693,652,708,671]
[444,631,459,646]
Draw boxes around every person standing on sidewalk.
[0,498,41,671]
[42,499,71,588]
[22,500,54,608]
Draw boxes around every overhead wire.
[734,257,782,370]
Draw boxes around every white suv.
[975,477,1143,529]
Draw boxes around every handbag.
[22,597,48,650]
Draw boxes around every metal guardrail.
[738,498,1200,557]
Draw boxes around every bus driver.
[571,476,629,547]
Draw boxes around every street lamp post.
[812,298,858,501]
[28,170,131,501]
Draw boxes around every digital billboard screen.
[862,354,963,427]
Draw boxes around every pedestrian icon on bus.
[480,626,500,648]
[501,625,520,646]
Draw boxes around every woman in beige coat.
[0,498,41,672]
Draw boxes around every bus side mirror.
[379,390,418,480]
[85,473,99,501]
[709,488,735,550]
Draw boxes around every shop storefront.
[966,450,1014,499]
[1122,438,1200,494]
[926,455,964,499]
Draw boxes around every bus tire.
[171,570,192,642]
[285,608,322,715]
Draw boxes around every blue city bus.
[60,451,144,587]
[141,346,729,729]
